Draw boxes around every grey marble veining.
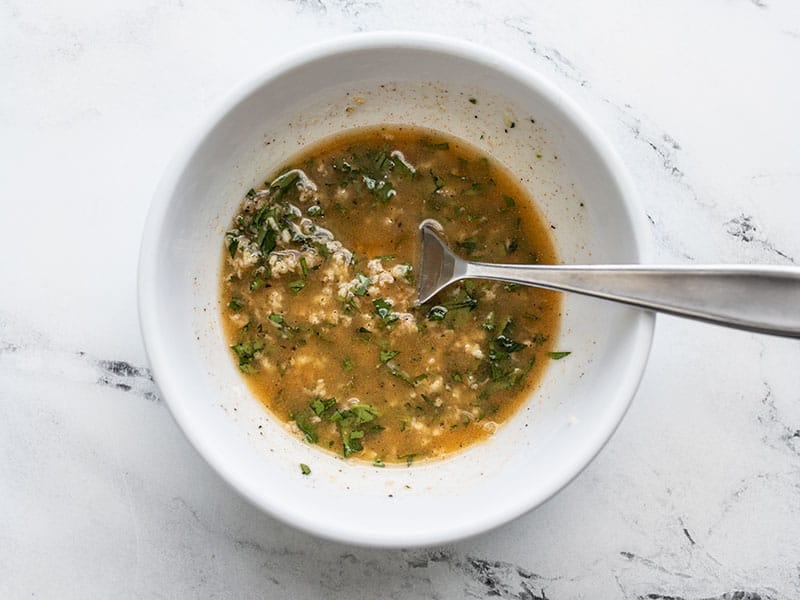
[2,0,799,598]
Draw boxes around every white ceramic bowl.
[139,32,654,547]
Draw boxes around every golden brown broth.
[221,126,561,464]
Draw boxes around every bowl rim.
[138,30,655,547]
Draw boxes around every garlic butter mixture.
[221,126,562,465]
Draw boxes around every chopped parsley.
[380,349,400,363]
[427,305,448,321]
[292,412,318,443]
[330,403,381,457]
[227,298,244,311]
[310,397,336,416]
[496,323,527,352]
[456,237,478,255]
[463,182,485,197]
[398,453,416,466]
[257,227,277,255]
[549,351,572,360]
[315,242,332,258]
[446,290,478,311]
[271,170,299,191]
[288,280,306,293]
[352,273,372,296]
[375,180,395,203]
[249,275,267,291]
[486,320,527,382]
[230,339,264,374]
[300,463,311,475]
[388,366,413,386]
[227,237,239,258]
[372,298,399,325]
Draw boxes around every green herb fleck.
[463,182,485,196]
[227,237,239,258]
[427,305,448,321]
[496,320,526,353]
[315,242,332,259]
[388,366,414,386]
[227,298,244,311]
[257,227,277,254]
[394,157,414,177]
[352,273,372,296]
[342,357,355,371]
[343,297,358,313]
[289,280,306,293]
[300,463,311,475]
[457,237,478,255]
[549,351,572,360]
[398,264,414,284]
[293,412,318,443]
[446,292,478,311]
[249,275,267,291]
[231,341,264,371]
[380,349,400,363]
[376,180,395,203]
[310,397,336,416]
[330,403,380,457]
[372,298,398,324]
[398,453,416,466]
[271,170,299,191]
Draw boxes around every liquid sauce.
[221,126,561,465]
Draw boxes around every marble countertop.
[2,1,799,597]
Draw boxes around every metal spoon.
[417,219,800,338]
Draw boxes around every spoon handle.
[464,262,800,338]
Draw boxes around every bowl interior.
[140,35,653,547]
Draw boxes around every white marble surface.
[2,1,799,597]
